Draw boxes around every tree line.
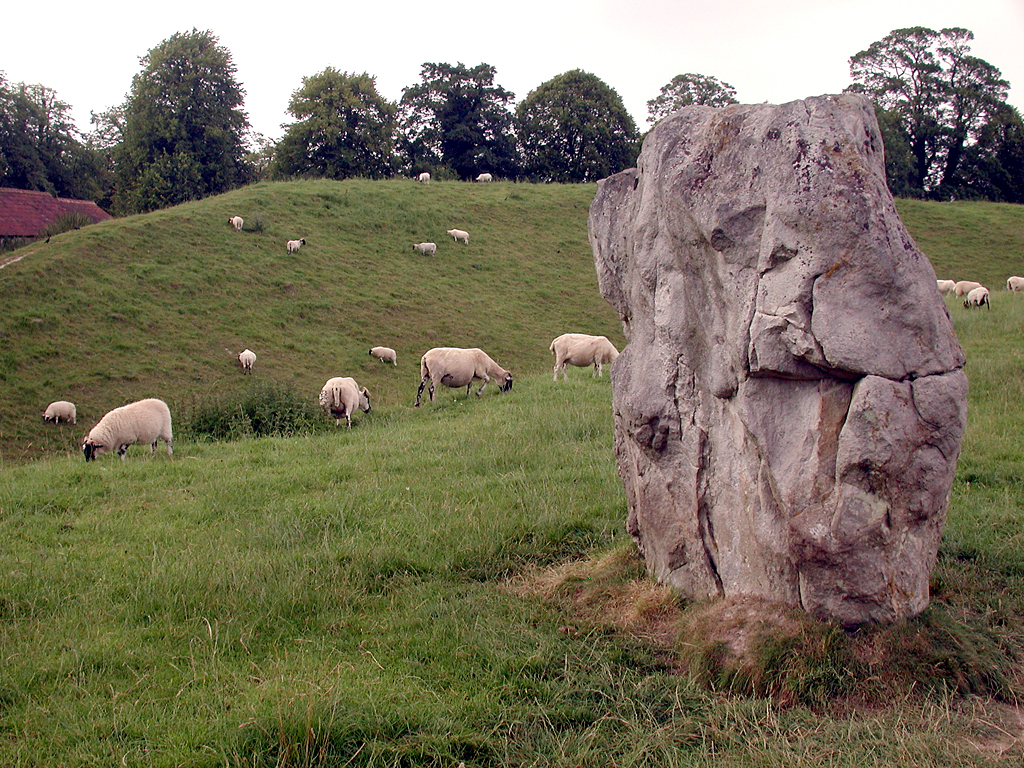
[1,26,1021,215]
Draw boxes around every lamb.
[413,242,437,256]
[1007,276,1024,292]
[228,216,243,231]
[549,333,620,380]
[446,229,469,244]
[415,347,513,406]
[42,400,76,425]
[369,346,397,365]
[953,280,983,297]
[287,238,306,253]
[936,279,956,295]
[417,172,431,184]
[475,173,493,182]
[82,398,173,461]
[319,377,371,427]
[964,285,991,309]
[238,348,256,374]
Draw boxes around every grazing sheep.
[42,400,76,425]
[964,285,991,309]
[82,398,173,461]
[446,228,469,244]
[415,347,513,406]
[549,333,620,381]
[319,377,371,427]
[1007,276,1024,292]
[475,173,493,182]
[936,279,956,295]
[417,172,431,184]
[953,280,982,297]
[238,348,257,374]
[229,216,243,231]
[413,242,437,256]
[287,238,306,253]
[369,346,397,365]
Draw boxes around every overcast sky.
[4,0,1022,143]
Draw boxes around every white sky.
[4,0,1023,143]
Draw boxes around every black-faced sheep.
[413,242,437,256]
[319,377,371,427]
[549,333,620,380]
[446,229,469,244]
[964,285,991,309]
[43,400,77,425]
[82,398,173,461]
[238,348,256,374]
[229,216,243,231]
[415,347,513,406]
[287,238,306,253]
[954,280,983,297]
[369,346,397,365]
[417,172,431,184]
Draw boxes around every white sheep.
[446,229,469,244]
[319,377,371,427]
[42,400,76,425]
[964,285,991,309]
[228,216,243,231]
[287,238,306,253]
[475,173,493,182]
[936,279,956,295]
[549,333,620,381]
[413,242,437,256]
[953,280,982,297]
[369,346,397,365]
[415,347,513,406]
[1007,276,1024,292]
[417,172,431,184]
[82,398,173,461]
[238,348,256,374]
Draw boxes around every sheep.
[287,238,306,253]
[369,346,397,365]
[1007,276,1024,292]
[417,172,431,184]
[413,242,437,256]
[238,348,256,374]
[228,216,243,231]
[475,173,493,182]
[446,228,469,244]
[415,347,512,406]
[42,400,76,425]
[549,333,620,381]
[964,285,991,309]
[82,398,173,461]
[953,280,982,297]
[319,376,371,427]
[936,279,956,295]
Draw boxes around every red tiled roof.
[0,187,112,237]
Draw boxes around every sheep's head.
[500,373,513,392]
[359,388,372,413]
[82,439,107,461]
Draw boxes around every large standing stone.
[589,94,967,627]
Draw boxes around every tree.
[847,27,1009,198]
[115,29,250,213]
[398,62,518,179]
[272,69,396,179]
[646,73,738,123]
[516,69,638,183]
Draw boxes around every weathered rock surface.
[589,94,967,626]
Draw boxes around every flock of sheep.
[936,275,1024,309]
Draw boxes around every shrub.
[184,380,324,440]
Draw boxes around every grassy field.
[1,182,1024,766]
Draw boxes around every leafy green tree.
[114,29,250,213]
[647,73,738,123]
[398,62,518,179]
[516,69,638,183]
[272,68,396,179]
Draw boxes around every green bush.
[185,380,324,440]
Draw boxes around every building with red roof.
[0,187,111,241]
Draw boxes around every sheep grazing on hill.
[238,348,256,374]
[229,216,243,231]
[1007,276,1024,292]
[413,242,437,256]
[417,172,431,184]
[287,238,306,253]
[475,173,493,182]
[369,346,397,365]
[964,285,991,309]
[82,398,173,461]
[936,279,956,295]
[42,400,76,425]
[446,228,469,244]
[415,347,513,406]
[549,333,620,380]
[953,280,982,297]
[319,377,371,427]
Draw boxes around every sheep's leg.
[415,378,428,407]
[474,376,490,396]
[118,445,128,460]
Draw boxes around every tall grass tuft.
[184,380,325,440]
